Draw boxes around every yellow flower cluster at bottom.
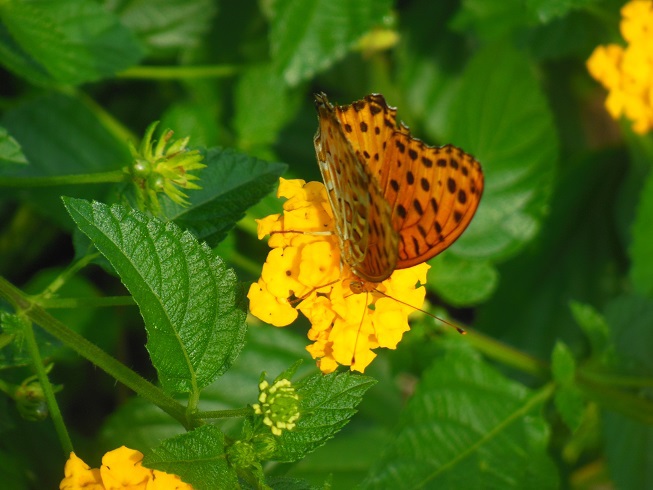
[587,0,653,134]
[60,446,191,490]
[247,178,428,373]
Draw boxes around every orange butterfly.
[313,93,483,293]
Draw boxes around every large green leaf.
[107,0,216,57]
[630,169,653,296]
[160,148,287,246]
[361,340,558,489]
[144,425,238,490]
[0,0,143,86]
[269,0,392,85]
[63,198,248,394]
[445,44,558,261]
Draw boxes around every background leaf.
[361,340,558,489]
[269,0,392,85]
[0,0,143,85]
[161,148,287,246]
[0,127,27,166]
[63,198,247,393]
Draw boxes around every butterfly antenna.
[350,290,369,369]
[373,289,466,334]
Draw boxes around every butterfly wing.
[313,93,399,283]
[332,94,484,268]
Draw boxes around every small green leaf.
[0,0,144,85]
[552,341,584,431]
[428,253,498,306]
[0,127,27,166]
[524,0,600,23]
[361,340,558,489]
[234,64,302,153]
[446,44,558,261]
[569,301,614,362]
[555,386,585,432]
[551,341,576,385]
[161,148,287,246]
[144,425,238,490]
[269,0,392,85]
[63,198,247,394]
[108,0,216,56]
[630,169,653,297]
[273,371,376,462]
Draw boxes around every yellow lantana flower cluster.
[587,0,653,134]
[60,446,191,490]
[247,178,428,373]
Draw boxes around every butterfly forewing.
[314,93,399,283]
[314,92,483,284]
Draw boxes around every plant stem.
[118,65,239,80]
[0,276,190,429]
[38,296,136,309]
[39,253,101,299]
[197,407,253,419]
[0,170,126,187]
[447,326,550,379]
[21,315,73,456]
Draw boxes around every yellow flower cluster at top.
[587,0,653,134]
[60,446,191,490]
[247,178,428,374]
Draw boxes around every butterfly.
[313,93,483,293]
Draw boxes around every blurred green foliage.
[1,0,653,488]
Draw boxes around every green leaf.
[273,372,376,462]
[630,169,653,296]
[603,411,653,490]
[361,341,558,489]
[569,301,614,362]
[269,0,392,85]
[0,127,27,166]
[428,253,498,306]
[446,44,558,261]
[234,64,302,153]
[604,295,653,374]
[477,151,624,358]
[451,0,536,40]
[108,0,216,57]
[0,0,144,86]
[0,93,130,226]
[285,426,392,489]
[160,102,221,149]
[63,198,248,394]
[144,425,238,490]
[524,0,600,23]
[552,341,584,431]
[160,148,288,247]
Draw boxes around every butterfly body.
[314,93,483,291]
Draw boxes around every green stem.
[0,277,191,429]
[579,368,653,389]
[39,253,101,299]
[38,296,136,309]
[21,314,73,456]
[0,170,126,187]
[197,407,253,419]
[452,327,550,379]
[118,65,239,80]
